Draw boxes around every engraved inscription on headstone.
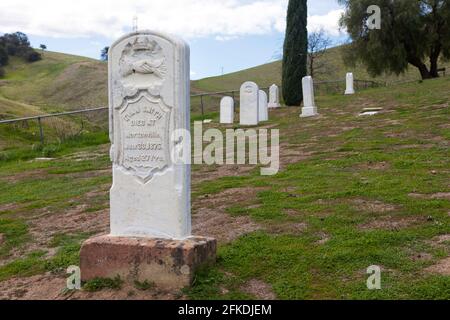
[118,93,171,182]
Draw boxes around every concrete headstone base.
[80,235,217,291]
[300,107,319,118]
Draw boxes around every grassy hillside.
[192,46,450,92]
[0,76,448,299]
[0,52,107,112]
[1,46,449,117]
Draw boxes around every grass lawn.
[0,76,448,299]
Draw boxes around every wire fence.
[0,79,381,148]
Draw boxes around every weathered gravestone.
[268,84,281,108]
[300,76,319,118]
[220,96,234,124]
[80,31,216,290]
[258,90,269,122]
[345,72,355,95]
[240,81,259,126]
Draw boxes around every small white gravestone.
[220,96,234,124]
[240,81,259,126]
[300,76,318,118]
[345,72,355,95]
[258,90,269,122]
[108,31,191,240]
[268,84,281,108]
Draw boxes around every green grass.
[186,77,450,300]
[0,251,46,281]
[84,276,124,292]
[0,69,448,299]
[0,219,30,257]
[45,233,93,273]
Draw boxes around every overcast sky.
[0,0,347,80]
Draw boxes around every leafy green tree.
[282,0,308,106]
[339,0,450,79]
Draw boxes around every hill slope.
[0,52,107,112]
[192,46,450,92]
[1,46,449,118]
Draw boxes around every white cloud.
[0,0,289,39]
[0,1,344,40]
[308,9,345,37]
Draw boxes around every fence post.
[200,95,204,118]
[37,117,44,146]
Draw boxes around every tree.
[282,0,308,106]
[0,44,8,66]
[339,0,450,80]
[3,32,31,57]
[307,29,332,78]
[101,46,109,61]
[27,51,42,62]
[40,44,47,52]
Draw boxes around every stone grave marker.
[240,81,259,126]
[268,84,281,108]
[345,72,355,95]
[220,96,234,124]
[80,31,216,291]
[300,76,319,118]
[258,90,269,122]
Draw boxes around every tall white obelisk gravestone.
[300,76,319,118]
[345,72,355,95]
[80,31,216,291]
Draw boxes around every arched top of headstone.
[110,30,189,56]
[240,81,259,93]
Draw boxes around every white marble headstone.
[300,76,318,118]
[240,81,259,126]
[220,96,234,124]
[268,84,281,108]
[258,90,269,122]
[108,31,191,240]
[345,72,355,95]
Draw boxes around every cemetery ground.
[0,77,449,300]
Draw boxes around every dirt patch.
[351,199,399,213]
[427,234,450,247]
[241,279,276,300]
[315,232,330,245]
[411,252,433,262]
[425,257,450,276]
[192,164,254,184]
[264,222,307,236]
[1,168,48,183]
[284,209,301,216]
[359,215,425,231]
[0,273,184,300]
[409,192,450,200]
[355,161,390,171]
[433,234,450,244]
[192,187,264,243]
[0,203,21,213]
[29,206,109,249]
